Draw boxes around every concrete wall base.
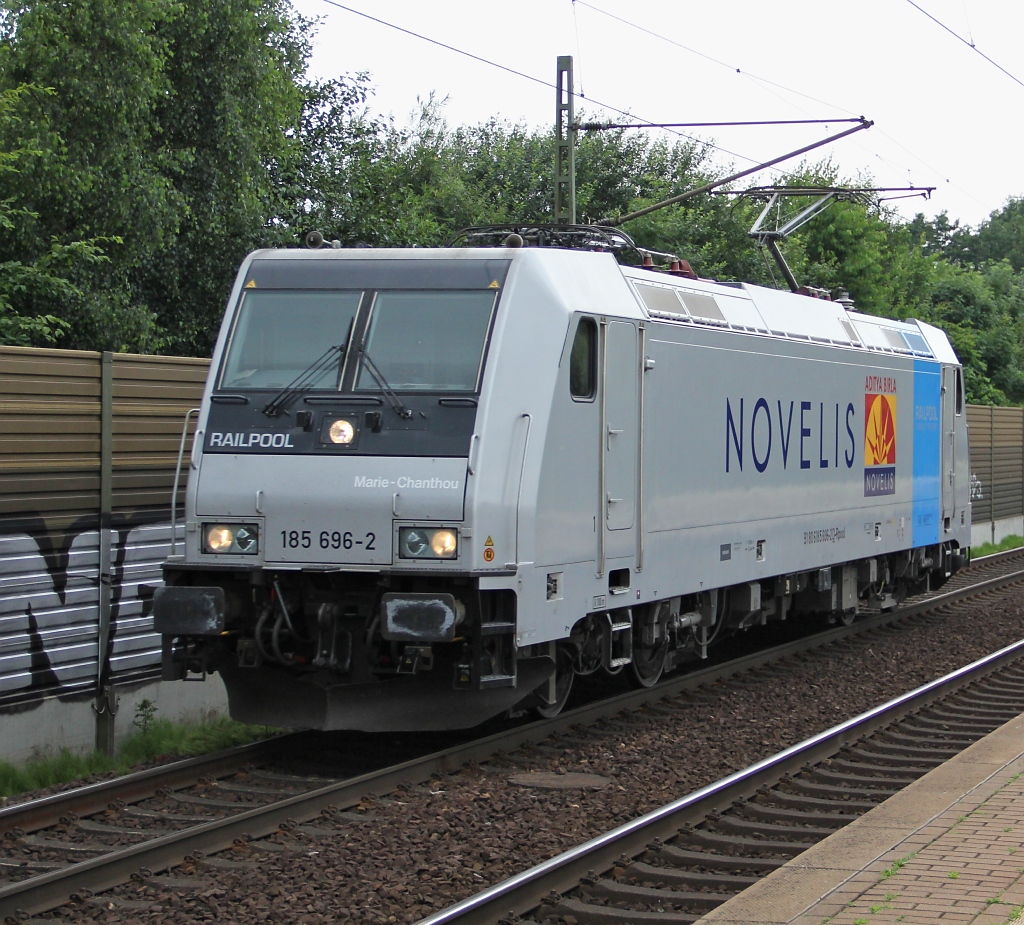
[0,675,230,767]
[971,516,1024,549]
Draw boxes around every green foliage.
[0,0,323,355]
[133,697,158,733]
[972,198,1024,272]
[1,1,1023,404]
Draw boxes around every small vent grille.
[679,291,726,322]
[883,328,911,352]
[635,284,687,319]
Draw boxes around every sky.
[290,0,1024,231]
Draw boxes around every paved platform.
[697,711,1024,925]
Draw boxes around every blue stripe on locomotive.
[912,359,941,546]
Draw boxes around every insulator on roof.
[835,289,855,310]
[669,259,697,279]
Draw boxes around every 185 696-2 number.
[280,529,376,551]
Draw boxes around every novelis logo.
[863,387,896,496]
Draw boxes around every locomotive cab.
[156,248,583,729]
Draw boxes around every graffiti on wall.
[0,514,170,708]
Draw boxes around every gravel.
[33,588,1024,925]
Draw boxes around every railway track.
[1,550,1022,923]
[417,639,1024,925]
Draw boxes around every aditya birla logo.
[864,389,896,496]
[864,394,896,465]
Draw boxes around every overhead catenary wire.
[572,0,999,215]
[317,0,808,169]
[572,0,858,117]
[904,0,1024,90]
[313,0,1006,223]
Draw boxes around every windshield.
[219,290,361,389]
[355,291,496,392]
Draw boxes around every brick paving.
[697,713,1024,925]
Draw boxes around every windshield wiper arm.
[262,342,346,417]
[358,350,413,419]
[262,317,356,417]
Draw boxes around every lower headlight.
[399,526,458,559]
[203,523,259,555]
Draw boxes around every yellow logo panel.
[864,393,897,466]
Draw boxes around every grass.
[972,534,1024,557]
[0,714,275,800]
[881,852,916,879]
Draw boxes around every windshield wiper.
[357,349,413,420]
[262,342,347,417]
[261,317,356,417]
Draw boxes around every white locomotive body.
[155,242,970,730]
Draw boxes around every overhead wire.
[572,0,856,117]
[316,0,818,172]
[314,0,996,216]
[572,0,962,203]
[570,0,586,99]
[574,0,995,213]
[904,0,1024,90]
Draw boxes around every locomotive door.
[941,364,957,528]
[600,320,640,569]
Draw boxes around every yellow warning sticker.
[488,280,500,289]
[244,280,257,288]
[484,536,494,546]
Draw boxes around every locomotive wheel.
[534,644,575,719]
[629,608,669,688]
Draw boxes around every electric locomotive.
[155,226,970,730]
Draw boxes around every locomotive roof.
[621,266,958,365]
[238,246,959,366]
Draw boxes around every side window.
[569,318,597,400]
[955,367,963,415]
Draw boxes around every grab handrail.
[170,408,200,556]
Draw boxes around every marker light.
[399,526,459,560]
[203,523,259,555]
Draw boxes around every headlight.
[399,526,458,560]
[322,417,357,445]
[203,523,259,555]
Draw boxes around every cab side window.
[955,367,963,415]
[569,318,597,400]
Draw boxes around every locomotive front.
[155,248,553,730]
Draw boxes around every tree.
[971,197,1024,272]
[0,0,186,350]
[0,0,334,355]
[0,82,102,346]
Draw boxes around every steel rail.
[2,561,1022,920]
[970,545,1024,567]
[0,736,298,837]
[415,635,1024,925]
